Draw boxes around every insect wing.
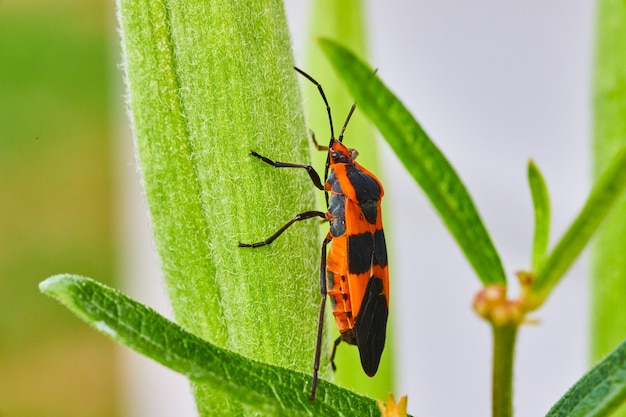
[355,274,388,376]
[343,193,389,377]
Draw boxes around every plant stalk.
[592,0,626,372]
[492,324,518,417]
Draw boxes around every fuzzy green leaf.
[546,336,626,417]
[528,160,551,271]
[529,147,626,310]
[319,38,506,286]
[40,275,396,417]
[117,0,323,412]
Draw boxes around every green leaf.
[40,275,394,417]
[116,0,322,412]
[529,147,626,310]
[546,336,626,417]
[319,38,506,286]
[527,160,551,271]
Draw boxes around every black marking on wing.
[345,164,381,224]
[354,276,388,377]
[348,230,388,274]
[374,229,388,268]
[347,233,374,275]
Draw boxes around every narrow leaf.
[528,160,551,271]
[529,147,626,310]
[546,337,626,417]
[319,38,506,286]
[40,275,395,417]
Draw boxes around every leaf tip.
[39,274,74,297]
[527,159,544,178]
[39,274,90,312]
[317,36,332,47]
[317,37,350,60]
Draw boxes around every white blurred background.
[120,2,594,416]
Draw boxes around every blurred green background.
[0,0,120,415]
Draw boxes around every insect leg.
[310,234,332,401]
[309,130,328,152]
[329,336,343,372]
[249,151,324,190]
[238,210,326,248]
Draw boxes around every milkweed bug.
[239,67,389,400]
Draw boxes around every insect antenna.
[294,67,335,143]
[338,104,356,143]
[294,66,337,207]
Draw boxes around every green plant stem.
[492,324,518,417]
[592,2,626,401]
[305,0,374,172]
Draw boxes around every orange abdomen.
[325,235,355,334]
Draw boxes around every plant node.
[473,271,536,327]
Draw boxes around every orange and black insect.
[239,67,389,400]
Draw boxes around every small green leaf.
[546,336,626,417]
[527,160,551,271]
[40,275,395,417]
[319,38,506,286]
[529,147,626,310]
